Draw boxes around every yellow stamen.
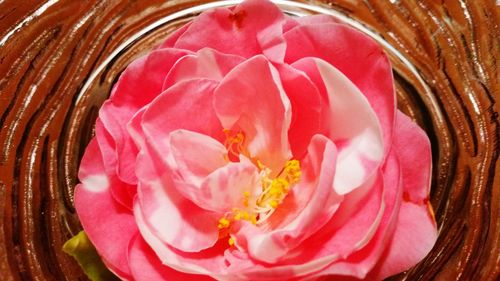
[269,200,279,208]
[251,214,258,225]
[218,217,230,229]
[228,237,235,246]
[284,159,301,183]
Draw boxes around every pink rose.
[74,0,437,280]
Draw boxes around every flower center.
[218,129,302,246]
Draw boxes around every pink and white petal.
[214,55,292,171]
[168,129,261,212]
[229,153,400,280]
[126,107,147,151]
[95,119,136,210]
[367,201,437,280]
[236,135,342,264]
[94,118,117,175]
[293,57,384,195]
[163,48,245,90]
[75,138,137,279]
[365,112,437,279]
[289,173,384,264]
[174,0,286,61]
[316,150,403,279]
[135,147,220,253]
[134,201,229,278]
[141,78,225,171]
[99,48,192,184]
[393,111,433,203]
[199,161,260,213]
[128,235,215,281]
[169,129,228,186]
[283,14,340,34]
[284,23,395,152]
[141,78,224,143]
[277,64,322,158]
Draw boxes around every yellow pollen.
[218,217,230,229]
[251,214,258,225]
[242,191,250,207]
[228,237,235,246]
[269,200,279,208]
[284,160,301,183]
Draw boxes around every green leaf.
[63,231,120,281]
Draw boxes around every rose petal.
[156,22,192,49]
[99,48,192,184]
[277,64,321,158]
[284,23,395,154]
[317,150,402,279]
[237,135,342,264]
[367,112,437,280]
[141,78,225,171]
[307,173,385,260]
[128,235,215,281]
[94,118,135,210]
[294,14,340,26]
[135,145,220,253]
[163,48,245,91]
[198,161,260,212]
[94,118,117,175]
[292,57,384,195]
[228,152,400,280]
[168,129,260,212]
[283,14,340,33]
[169,129,228,187]
[134,200,228,278]
[74,138,137,279]
[214,55,292,171]
[393,111,433,203]
[174,0,287,61]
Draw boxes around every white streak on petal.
[81,175,109,193]
[314,59,384,195]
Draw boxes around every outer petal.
[174,0,287,61]
[292,58,384,195]
[156,22,192,49]
[74,138,137,279]
[135,144,220,253]
[284,23,395,154]
[393,112,433,203]
[162,48,245,91]
[236,135,342,264]
[316,150,402,279]
[367,112,437,280]
[128,235,214,281]
[134,201,229,278]
[99,48,191,184]
[283,14,340,33]
[214,55,292,171]
[95,118,136,210]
